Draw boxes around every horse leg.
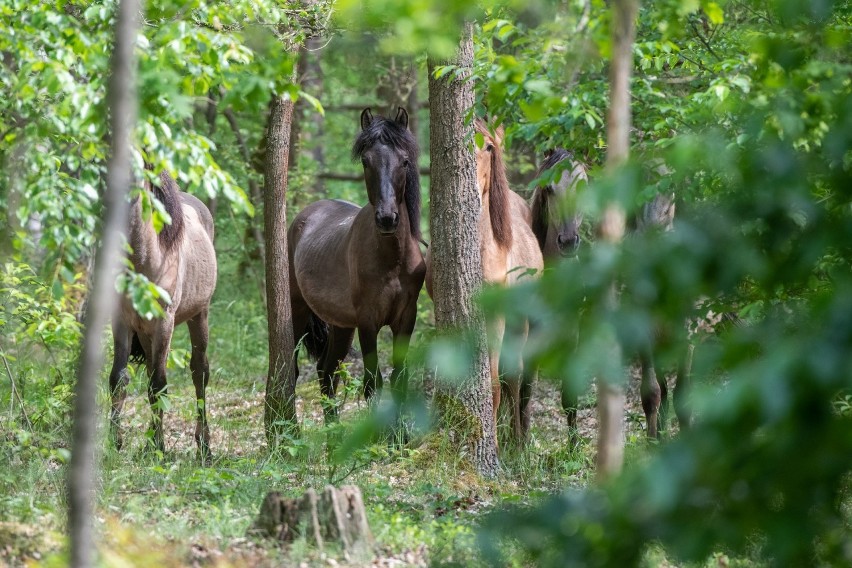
[291,303,309,382]
[187,310,211,460]
[519,323,535,444]
[640,348,662,440]
[561,380,580,444]
[657,363,670,434]
[109,320,132,450]
[358,325,382,402]
[511,320,536,445]
[146,320,174,453]
[389,305,417,413]
[318,325,355,422]
[489,318,505,447]
[674,342,695,431]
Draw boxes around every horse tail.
[303,312,329,361]
[129,332,146,364]
[153,171,186,251]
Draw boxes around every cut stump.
[250,485,373,555]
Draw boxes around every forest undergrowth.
[0,218,754,567]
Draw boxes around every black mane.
[352,116,422,239]
[538,148,572,173]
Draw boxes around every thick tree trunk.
[68,0,139,565]
[428,22,498,477]
[596,0,638,481]
[263,94,299,443]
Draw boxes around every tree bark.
[224,106,268,304]
[263,94,299,443]
[596,0,639,481]
[428,22,498,477]
[290,33,326,195]
[68,0,139,565]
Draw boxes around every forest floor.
[0,237,740,568]
[1,344,675,567]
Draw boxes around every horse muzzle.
[557,233,581,257]
[375,211,400,235]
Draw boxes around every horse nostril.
[375,211,398,233]
[558,233,580,250]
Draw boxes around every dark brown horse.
[109,168,217,457]
[288,108,425,421]
[530,149,588,436]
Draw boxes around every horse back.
[180,192,214,240]
[172,194,217,325]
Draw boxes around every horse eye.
[402,158,410,168]
[486,144,494,152]
[361,156,368,166]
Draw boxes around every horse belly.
[292,203,359,329]
[174,224,217,325]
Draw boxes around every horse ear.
[360,108,374,131]
[395,107,409,129]
[494,124,505,146]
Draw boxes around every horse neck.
[478,189,509,282]
[372,200,416,258]
[128,195,164,271]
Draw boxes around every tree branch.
[689,18,721,62]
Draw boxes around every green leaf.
[704,2,724,25]
[474,131,485,150]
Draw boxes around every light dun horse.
[530,148,589,259]
[288,108,425,421]
[427,120,544,445]
[110,168,217,457]
[529,149,588,435]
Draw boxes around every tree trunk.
[427,22,498,477]
[251,485,373,555]
[596,0,639,481]
[224,106,268,305]
[68,0,139,565]
[263,94,299,443]
[290,33,326,197]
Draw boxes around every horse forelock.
[351,115,421,239]
[152,171,185,251]
[351,115,418,162]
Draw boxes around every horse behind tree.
[427,119,543,445]
[288,107,425,421]
[529,148,588,436]
[109,166,217,458]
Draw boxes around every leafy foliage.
[477,1,852,565]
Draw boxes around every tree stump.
[250,485,373,555]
